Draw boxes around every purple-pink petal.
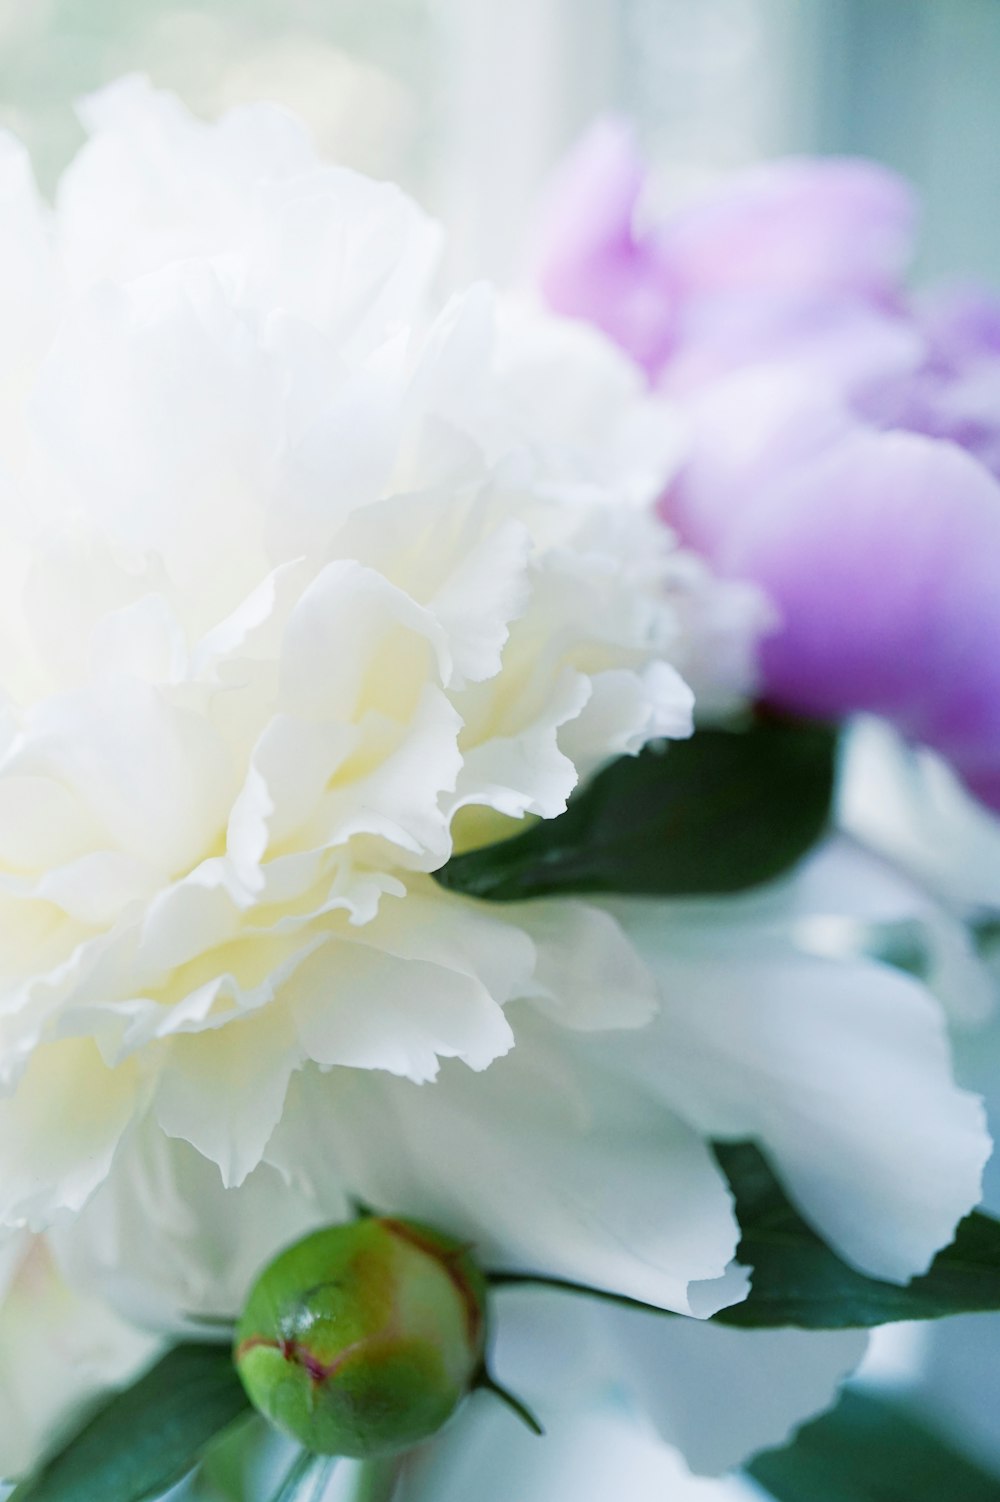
[535,124,1000,812]
[532,123,918,384]
[537,126,1000,811]
[667,375,1000,808]
[531,119,678,377]
[661,156,917,304]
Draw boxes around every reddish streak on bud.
[235,1331,372,1387]
[380,1218,484,1352]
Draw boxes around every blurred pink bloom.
[534,121,1000,810]
[533,120,680,375]
[534,118,918,389]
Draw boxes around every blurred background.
[2,0,1000,286]
[4,0,1000,1494]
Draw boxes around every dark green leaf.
[436,715,837,901]
[13,1344,250,1502]
[716,1142,1000,1329]
[748,1389,1000,1502]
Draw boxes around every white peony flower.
[0,77,989,1486]
[0,75,736,1229]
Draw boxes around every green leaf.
[748,1389,1000,1502]
[436,715,837,901]
[716,1143,1000,1329]
[193,1413,266,1502]
[13,1344,250,1502]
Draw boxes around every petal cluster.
[0,79,760,1228]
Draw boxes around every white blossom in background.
[0,77,988,1487]
[841,717,1000,923]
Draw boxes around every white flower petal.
[0,1235,155,1482]
[353,885,538,1003]
[0,1040,139,1226]
[507,898,660,1030]
[230,715,357,861]
[153,1004,301,1187]
[603,1307,867,1475]
[287,934,515,1081]
[52,1124,328,1331]
[449,667,592,824]
[279,558,451,717]
[33,266,280,605]
[330,488,533,689]
[787,835,996,1026]
[244,166,441,355]
[315,684,463,866]
[404,1391,758,1502]
[136,862,244,978]
[61,74,318,286]
[0,772,105,874]
[89,594,187,684]
[190,560,307,681]
[615,900,989,1282]
[478,1283,864,1478]
[841,716,1000,916]
[10,678,234,880]
[267,334,409,560]
[492,301,684,507]
[35,851,162,929]
[557,662,694,777]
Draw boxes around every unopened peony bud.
[234,1217,488,1458]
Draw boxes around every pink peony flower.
[533,121,1000,811]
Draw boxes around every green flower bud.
[233,1217,488,1459]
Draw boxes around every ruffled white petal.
[51,1124,328,1331]
[285,932,515,1080]
[0,1041,140,1226]
[152,1002,301,1188]
[7,678,235,879]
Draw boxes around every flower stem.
[352,1456,403,1502]
[271,1449,338,1502]
[479,1373,544,1436]
[488,1269,680,1319]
